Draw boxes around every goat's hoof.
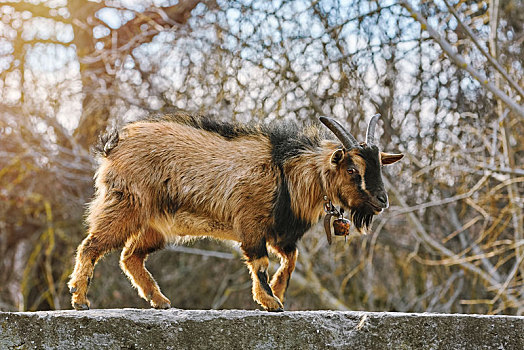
[150,295,171,309]
[267,307,284,312]
[152,301,171,310]
[263,298,284,312]
[73,302,90,311]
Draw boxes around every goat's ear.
[380,152,404,165]
[330,149,345,165]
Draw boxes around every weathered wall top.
[1,309,523,349]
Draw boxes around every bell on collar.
[323,198,352,244]
[333,218,351,236]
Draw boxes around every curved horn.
[365,113,381,146]
[319,116,359,149]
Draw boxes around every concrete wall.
[1,309,523,349]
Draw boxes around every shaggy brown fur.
[68,113,402,311]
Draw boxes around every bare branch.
[399,0,524,119]
[443,0,524,100]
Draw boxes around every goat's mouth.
[370,203,383,214]
[359,201,383,215]
[338,203,381,217]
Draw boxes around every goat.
[68,113,403,311]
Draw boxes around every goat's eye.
[347,168,358,175]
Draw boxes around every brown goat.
[68,113,403,311]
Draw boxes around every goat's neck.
[283,151,327,224]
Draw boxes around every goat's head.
[319,115,403,233]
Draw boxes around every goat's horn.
[365,114,381,146]
[319,116,359,149]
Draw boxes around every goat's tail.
[94,129,119,157]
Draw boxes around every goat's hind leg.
[120,227,171,309]
[68,196,141,310]
[68,228,128,310]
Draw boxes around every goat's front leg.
[269,245,298,304]
[242,241,284,312]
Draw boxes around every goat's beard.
[349,205,375,235]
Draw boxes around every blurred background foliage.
[0,0,522,314]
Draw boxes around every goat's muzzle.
[368,191,388,212]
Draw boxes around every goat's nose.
[377,193,388,208]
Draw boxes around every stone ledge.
[1,309,523,349]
